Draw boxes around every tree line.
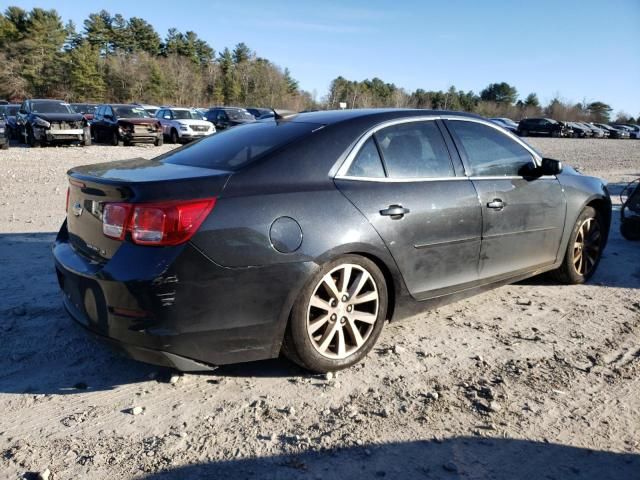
[326,79,635,124]
[0,7,313,110]
[0,6,636,124]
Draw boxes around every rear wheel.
[551,206,603,284]
[282,255,388,372]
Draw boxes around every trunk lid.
[66,158,230,262]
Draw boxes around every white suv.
[156,108,216,143]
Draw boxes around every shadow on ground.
[1,204,638,394]
[140,438,640,480]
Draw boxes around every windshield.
[72,104,96,114]
[32,102,75,114]
[158,121,319,171]
[227,109,255,121]
[173,110,204,120]
[114,106,150,118]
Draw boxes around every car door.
[444,119,566,280]
[335,118,482,299]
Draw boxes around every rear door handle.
[487,199,505,210]
[380,205,410,218]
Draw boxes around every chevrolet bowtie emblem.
[72,202,83,217]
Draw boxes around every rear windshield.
[227,109,255,121]
[159,121,319,171]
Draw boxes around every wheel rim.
[573,217,601,276]
[306,263,379,360]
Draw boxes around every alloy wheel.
[306,264,379,360]
[573,217,601,276]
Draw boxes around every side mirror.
[541,158,562,176]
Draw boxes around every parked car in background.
[0,115,9,149]
[204,107,256,131]
[246,107,275,120]
[136,104,160,117]
[595,123,630,139]
[517,118,568,137]
[0,104,20,140]
[156,107,215,143]
[612,124,640,139]
[489,117,519,133]
[71,103,97,122]
[16,99,90,147]
[581,122,607,138]
[53,109,611,373]
[567,122,592,138]
[91,104,163,146]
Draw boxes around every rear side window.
[375,121,454,178]
[448,120,535,177]
[158,122,320,171]
[346,138,385,178]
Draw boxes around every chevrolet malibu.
[53,109,611,373]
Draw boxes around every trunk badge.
[72,202,83,217]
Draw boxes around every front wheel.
[550,206,604,284]
[27,128,40,148]
[169,129,178,144]
[111,130,123,146]
[155,135,164,147]
[282,255,388,372]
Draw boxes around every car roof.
[104,104,144,107]
[288,108,482,125]
[29,99,68,103]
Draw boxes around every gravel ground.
[0,138,639,480]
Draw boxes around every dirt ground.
[0,138,639,480]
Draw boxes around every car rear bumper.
[52,221,314,370]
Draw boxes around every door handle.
[487,199,505,210]
[380,205,410,218]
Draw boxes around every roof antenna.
[272,108,297,121]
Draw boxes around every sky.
[12,0,640,115]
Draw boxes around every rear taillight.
[103,203,133,240]
[102,198,216,246]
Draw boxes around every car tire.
[519,129,528,137]
[169,129,178,144]
[550,206,604,284]
[111,131,123,147]
[82,129,91,147]
[155,135,164,147]
[620,220,640,241]
[282,254,388,373]
[27,128,40,148]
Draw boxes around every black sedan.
[54,109,611,373]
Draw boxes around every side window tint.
[449,121,535,177]
[375,121,454,178]
[346,138,385,178]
